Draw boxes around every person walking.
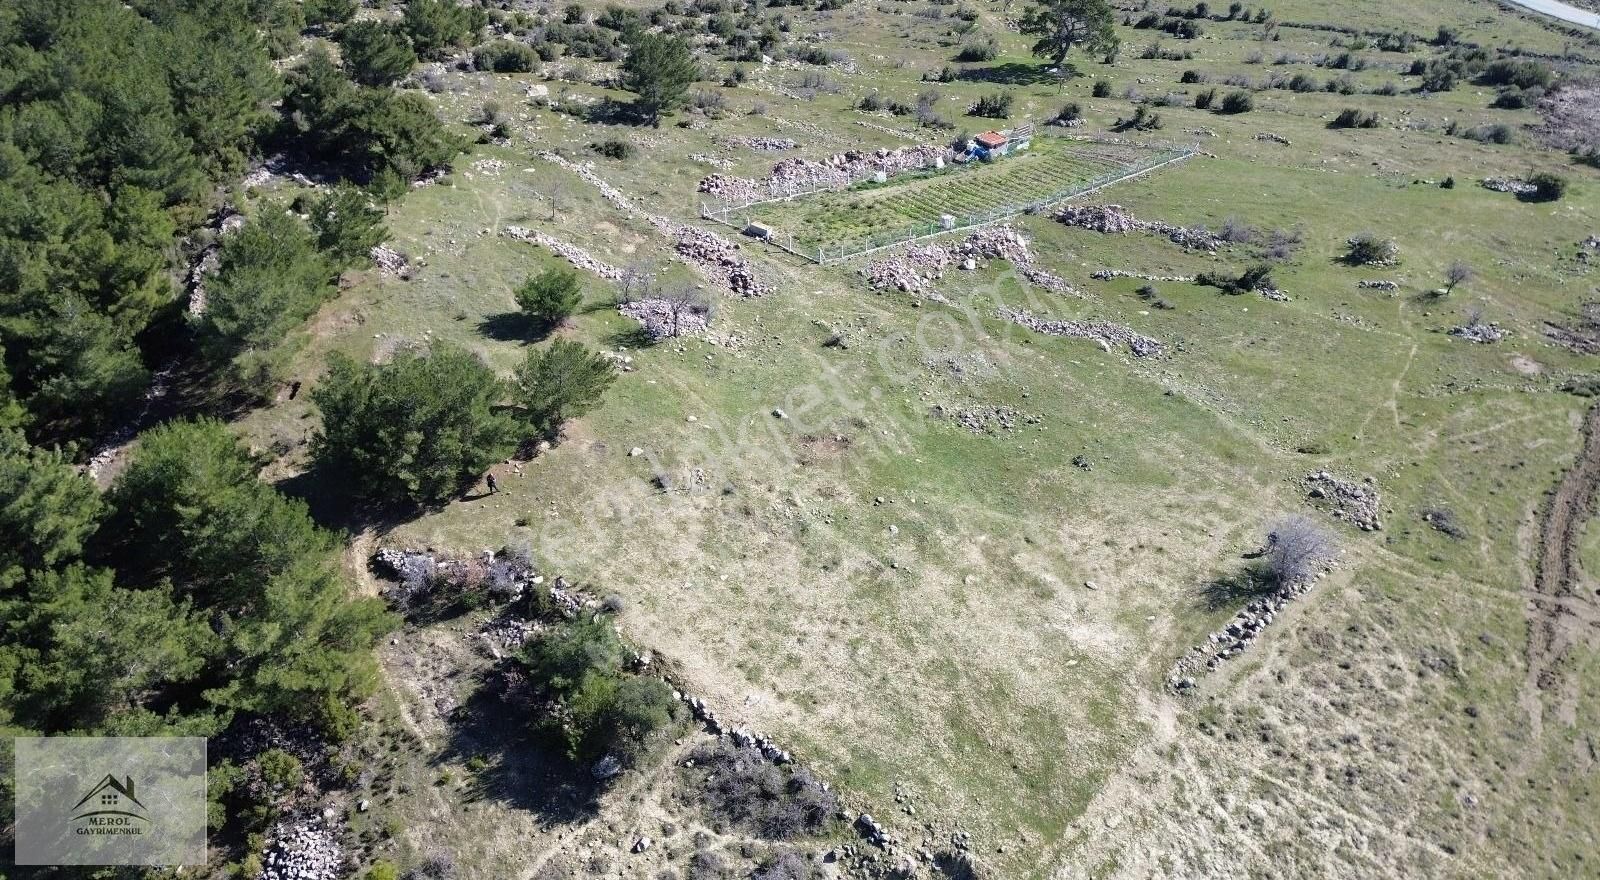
[485,473,499,495]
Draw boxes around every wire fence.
[701,143,1198,265]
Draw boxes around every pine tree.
[312,344,520,504]
[514,267,584,332]
[513,340,618,438]
[621,34,699,123]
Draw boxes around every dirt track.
[1524,400,1600,734]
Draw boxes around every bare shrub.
[1262,515,1336,585]
[687,850,731,880]
[688,742,836,839]
[1218,216,1254,243]
[751,852,825,880]
[1422,506,1467,539]
[1444,260,1473,294]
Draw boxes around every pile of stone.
[934,404,1041,435]
[864,243,953,293]
[1090,269,1195,282]
[1304,471,1382,531]
[1482,176,1537,195]
[1052,204,1222,252]
[369,245,412,279]
[674,227,770,297]
[258,817,342,880]
[690,153,735,169]
[1258,286,1290,302]
[766,143,948,192]
[618,298,712,339]
[503,226,624,280]
[680,693,794,765]
[1449,321,1509,343]
[480,612,537,652]
[1357,279,1399,291]
[1255,132,1292,145]
[471,157,506,175]
[723,136,798,151]
[541,152,769,297]
[373,547,589,612]
[998,307,1165,358]
[1168,586,1307,689]
[696,173,761,203]
[958,226,1080,296]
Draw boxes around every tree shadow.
[1198,565,1277,611]
[478,312,539,343]
[438,669,604,826]
[957,62,1076,85]
[581,98,646,126]
[606,325,659,350]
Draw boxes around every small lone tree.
[1261,515,1336,585]
[1018,0,1119,67]
[514,340,618,438]
[659,282,713,337]
[514,268,583,330]
[1444,260,1473,294]
[621,33,699,123]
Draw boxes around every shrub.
[1056,101,1082,121]
[1285,73,1318,93]
[954,37,997,62]
[515,268,584,329]
[1462,123,1517,145]
[858,93,883,112]
[1525,171,1568,202]
[520,617,680,764]
[593,139,635,159]
[1193,87,1216,109]
[1180,69,1205,84]
[1116,105,1162,131]
[1196,263,1274,293]
[1330,107,1379,129]
[1373,81,1399,96]
[1092,79,1113,97]
[365,862,401,880]
[1491,86,1542,109]
[474,40,539,72]
[1344,232,1398,265]
[1261,514,1336,585]
[1218,90,1253,113]
[1479,59,1553,90]
[688,740,838,838]
[968,92,1012,118]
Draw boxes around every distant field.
[739,137,1174,254]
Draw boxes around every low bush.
[1344,232,1398,265]
[592,139,635,159]
[1196,263,1274,294]
[474,40,539,72]
[687,740,838,838]
[1092,79,1113,97]
[1218,90,1253,113]
[1193,88,1216,109]
[968,92,1012,118]
[1330,107,1379,129]
[954,36,997,62]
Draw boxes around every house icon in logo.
[71,775,149,825]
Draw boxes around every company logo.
[69,775,150,837]
[14,736,206,865]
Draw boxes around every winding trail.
[1522,400,1600,742]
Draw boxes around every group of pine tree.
[0,0,641,779]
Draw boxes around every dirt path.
[1522,400,1600,739]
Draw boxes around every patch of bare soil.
[1535,79,1600,153]
[1524,400,1600,733]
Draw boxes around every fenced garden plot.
[703,137,1196,264]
